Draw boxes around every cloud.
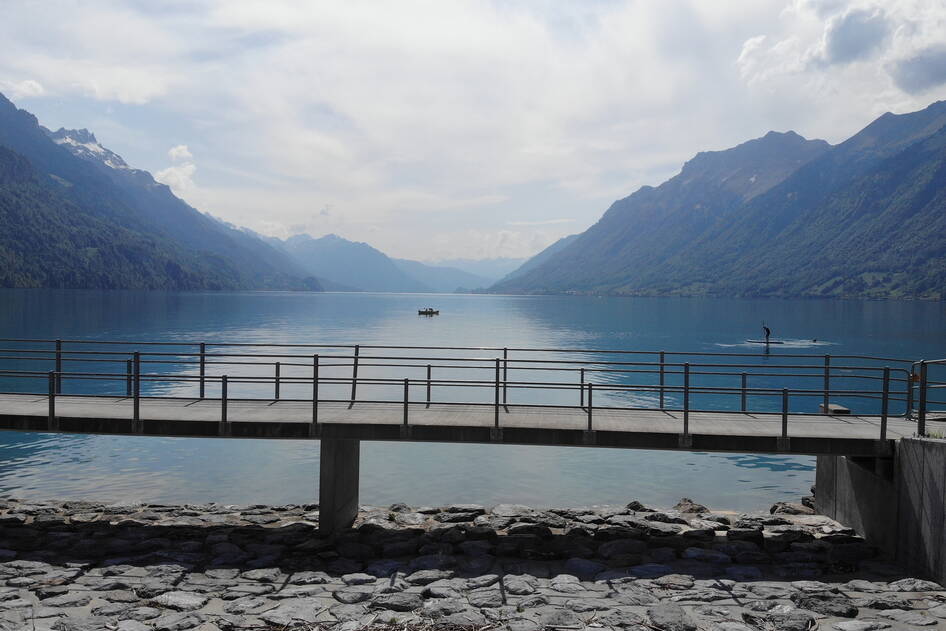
[0,79,44,99]
[167,144,193,162]
[817,8,890,65]
[155,162,197,195]
[3,1,946,260]
[890,45,946,93]
[507,219,574,226]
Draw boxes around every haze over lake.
[0,289,943,511]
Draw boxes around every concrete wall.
[816,438,946,584]
[318,438,360,536]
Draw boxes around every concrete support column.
[319,438,360,536]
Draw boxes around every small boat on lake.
[418,308,439,316]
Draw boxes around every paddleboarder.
[762,323,772,345]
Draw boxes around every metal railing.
[0,338,939,440]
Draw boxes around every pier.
[0,337,943,577]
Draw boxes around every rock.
[832,622,891,631]
[647,602,697,631]
[627,501,654,512]
[372,592,423,612]
[563,557,607,580]
[333,586,373,604]
[341,572,376,585]
[681,547,731,563]
[468,587,503,608]
[791,592,858,617]
[152,591,209,611]
[887,577,942,591]
[503,574,537,595]
[598,538,647,558]
[406,569,453,585]
[259,598,322,625]
[674,498,708,513]
[877,609,938,625]
[771,501,815,515]
[742,610,816,631]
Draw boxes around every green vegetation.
[494,103,946,300]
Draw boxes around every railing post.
[494,358,500,428]
[349,345,360,406]
[741,372,748,412]
[221,375,228,422]
[199,342,206,399]
[781,388,789,438]
[403,378,409,425]
[587,382,593,431]
[659,351,665,410]
[502,347,508,406]
[312,354,319,426]
[274,362,281,400]
[125,359,132,397]
[133,351,140,422]
[48,371,55,428]
[683,363,690,436]
[907,366,915,416]
[426,364,432,408]
[580,367,585,408]
[55,339,62,394]
[918,361,928,437]
[881,367,890,441]
[823,355,831,410]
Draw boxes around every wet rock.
[674,498,708,514]
[771,502,815,515]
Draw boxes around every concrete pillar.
[319,438,360,536]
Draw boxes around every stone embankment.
[0,496,944,630]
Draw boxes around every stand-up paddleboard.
[746,339,784,344]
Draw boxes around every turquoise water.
[0,289,943,511]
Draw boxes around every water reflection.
[0,289,942,511]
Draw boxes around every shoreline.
[0,496,944,630]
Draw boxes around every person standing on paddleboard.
[763,323,772,344]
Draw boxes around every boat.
[746,339,784,344]
[418,308,440,316]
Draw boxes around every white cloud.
[0,79,44,99]
[156,162,197,196]
[168,144,193,162]
[2,1,945,259]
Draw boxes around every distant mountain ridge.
[493,102,946,299]
[0,92,322,290]
[275,233,494,293]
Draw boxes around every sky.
[2,1,946,262]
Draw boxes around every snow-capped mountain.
[46,127,135,172]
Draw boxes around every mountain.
[281,234,431,292]
[498,234,579,284]
[432,257,528,283]
[391,259,492,292]
[493,102,946,299]
[0,93,321,290]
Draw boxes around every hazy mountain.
[432,257,528,283]
[493,102,946,299]
[391,259,492,292]
[44,126,315,289]
[498,234,579,285]
[281,234,431,292]
[0,93,321,290]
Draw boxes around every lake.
[0,289,942,511]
